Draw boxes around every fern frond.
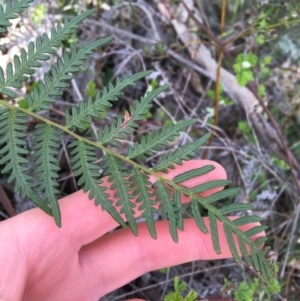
[128,119,195,159]
[0,7,275,277]
[32,124,61,226]
[69,140,126,227]
[0,9,94,98]
[0,108,52,214]
[98,85,168,146]
[153,133,211,172]
[0,0,33,33]
[102,153,137,233]
[65,70,152,130]
[27,37,113,112]
[129,167,157,238]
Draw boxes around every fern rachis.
[0,0,275,278]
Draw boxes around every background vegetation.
[0,0,299,300]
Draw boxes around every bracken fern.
[0,0,275,278]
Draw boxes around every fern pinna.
[0,0,275,278]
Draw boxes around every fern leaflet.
[70,141,126,227]
[0,108,51,214]
[129,167,157,238]
[27,37,113,112]
[102,154,137,234]
[0,0,33,33]
[98,85,168,146]
[32,124,61,226]
[65,70,152,130]
[0,9,95,98]
[128,119,195,159]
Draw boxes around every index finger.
[60,160,227,248]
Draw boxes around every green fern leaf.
[237,235,252,266]
[205,188,241,203]
[232,215,262,226]
[66,70,152,130]
[129,167,157,238]
[251,246,260,272]
[69,141,125,227]
[153,180,181,242]
[190,198,208,233]
[191,179,232,193]
[102,154,137,234]
[27,38,113,112]
[0,9,95,97]
[0,0,33,33]
[174,189,184,231]
[173,164,215,183]
[224,224,241,263]
[254,236,268,248]
[244,225,268,238]
[128,119,195,159]
[208,210,220,254]
[0,108,52,214]
[98,85,168,146]
[153,133,211,172]
[32,124,61,226]
[219,203,254,215]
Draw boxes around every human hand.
[0,160,263,301]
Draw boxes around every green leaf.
[173,165,215,183]
[236,70,253,86]
[205,188,241,203]
[224,224,241,263]
[219,203,254,215]
[0,0,33,33]
[70,141,125,227]
[102,154,137,234]
[98,85,168,146]
[191,179,231,194]
[128,119,196,159]
[237,235,252,266]
[32,124,61,226]
[153,180,181,242]
[0,9,96,97]
[66,70,152,130]
[129,167,157,238]
[244,225,268,238]
[232,215,262,226]
[0,108,52,215]
[153,133,211,172]
[191,198,208,233]
[27,37,113,112]
[209,211,220,254]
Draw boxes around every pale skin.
[0,160,263,301]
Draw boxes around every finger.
[60,160,227,248]
[79,217,263,298]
